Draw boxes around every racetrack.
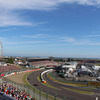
[27,70,100,100]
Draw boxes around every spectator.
[0,82,34,100]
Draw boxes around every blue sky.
[1,0,100,58]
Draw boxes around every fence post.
[87,81,88,87]
[16,83,18,91]
[46,91,49,100]
[54,94,57,100]
[26,86,30,94]
[39,88,42,100]
[62,96,66,100]
[33,87,35,99]
[25,85,27,93]
[23,85,25,92]
[12,81,13,87]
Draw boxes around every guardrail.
[40,69,53,83]
[48,72,100,90]
[0,91,16,100]
[1,69,64,100]
[1,69,40,100]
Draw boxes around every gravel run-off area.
[5,72,28,85]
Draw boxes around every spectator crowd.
[0,65,20,72]
[30,60,60,68]
[0,82,35,100]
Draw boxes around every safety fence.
[48,72,100,89]
[1,70,68,100]
[0,69,28,78]
[2,68,99,100]
[49,72,88,85]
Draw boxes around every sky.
[1,0,100,58]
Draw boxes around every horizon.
[2,55,100,60]
[1,0,100,58]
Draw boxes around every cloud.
[0,0,57,27]
[64,40,100,46]
[0,11,30,27]
[22,34,48,39]
[0,0,100,27]
[22,34,100,46]
[89,42,100,45]
[0,0,57,11]
[88,35,100,37]
[63,37,75,42]
[0,11,43,27]
[0,3,47,27]
[0,28,16,32]
[0,0,100,11]
[58,0,100,6]
[39,28,49,31]
[4,40,47,45]
[22,34,59,40]
[1,34,100,46]
[0,36,47,45]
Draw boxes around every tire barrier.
[4,69,40,78]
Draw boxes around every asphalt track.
[27,70,100,100]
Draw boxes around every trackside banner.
[88,81,100,86]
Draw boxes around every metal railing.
[0,70,68,100]
[2,78,63,100]
[49,72,100,89]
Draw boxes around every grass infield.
[62,87,94,95]
[23,72,61,100]
[37,76,60,90]
[47,73,87,87]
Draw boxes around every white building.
[18,61,23,65]
[92,66,100,71]
[80,65,92,72]
[60,62,77,77]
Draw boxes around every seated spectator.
[0,82,35,100]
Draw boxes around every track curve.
[27,70,100,100]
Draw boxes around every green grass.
[37,76,60,90]
[23,72,61,100]
[63,87,94,95]
[22,72,31,86]
[46,73,95,94]
[47,73,88,87]
[48,73,99,90]
[3,71,61,100]
[37,76,41,82]
[95,63,100,66]
[23,72,46,98]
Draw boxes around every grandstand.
[30,60,60,68]
[0,63,36,100]
[0,65,20,73]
